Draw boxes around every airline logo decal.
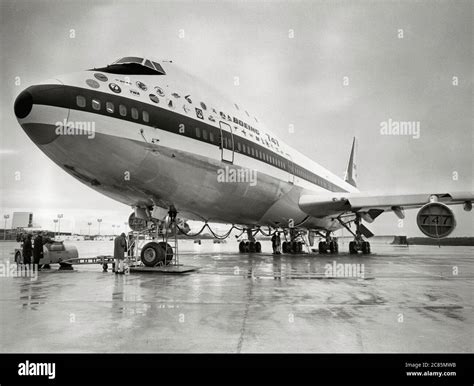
[109,83,121,93]
[86,79,100,89]
[154,86,165,97]
[195,108,204,120]
[94,73,108,82]
[136,81,147,91]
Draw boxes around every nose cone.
[14,80,68,146]
[14,90,33,119]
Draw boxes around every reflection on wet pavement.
[0,241,472,352]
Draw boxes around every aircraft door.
[219,121,234,163]
[286,153,294,184]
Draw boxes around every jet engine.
[416,202,456,238]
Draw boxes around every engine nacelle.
[416,202,456,238]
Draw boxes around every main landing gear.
[282,228,305,254]
[238,229,261,253]
[317,231,339,254]
[337,214,371,255]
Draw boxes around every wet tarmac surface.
[0,240,472,352]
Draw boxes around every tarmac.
[0,240,472,353]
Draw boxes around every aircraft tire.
[141,242,172,267]
[318,241,327,254]
[362,241,371,255]
[349,241,357,254]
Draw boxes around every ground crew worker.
[33,232,44,270]
[114,232,127,274]
[271,231,281,254]
[23,234,33,265]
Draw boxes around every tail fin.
[344,137,357,187]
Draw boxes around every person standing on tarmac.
[22,234,33,266]
[275,232,281,254]
[33,232,44,271]
[271,231,281,254]
[114,232,127,274]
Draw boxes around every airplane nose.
[14,80,68,145]
[14,89,33,119]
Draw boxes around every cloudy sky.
[0,0,472,236]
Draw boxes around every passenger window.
[203,129,208,141]
[76,95,86,107]
[143,110,149,122]
[92,99,101,110]
[196,127,201,138]
[119,104,127,116]
[251,148,255,157]
[237,142,241,152]
[106,102,114,113]
[209,132,214,143]
[131,107,139,119]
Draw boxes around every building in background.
[11,212,34,229]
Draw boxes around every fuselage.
[14,58,359,231]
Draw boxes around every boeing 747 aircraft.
[14,57,473,266]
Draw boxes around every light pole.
[88,222,92,236]
[57,214,63,235]
[3,214,9,240]
[53,219,58,236]
[97,219,102,236]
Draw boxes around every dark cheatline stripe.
[24,83,348,193]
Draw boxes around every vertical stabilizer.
[344,137,357,187]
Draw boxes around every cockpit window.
[152,61,165,74]
[144,60,154,70]
[114,57,143,65]
[90,57,167,76]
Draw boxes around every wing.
[299,191,474,218]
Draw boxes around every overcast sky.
[0,0,472,236]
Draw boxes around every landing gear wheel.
[318,241,327,254]
[255,242,262,253]
[141,242,173,267]
[249,241,256,253]
[361,241,371,254]
[296,242,303,253]
[329,241,338,254]
[349,241,357,254]
[239,241,246,253]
